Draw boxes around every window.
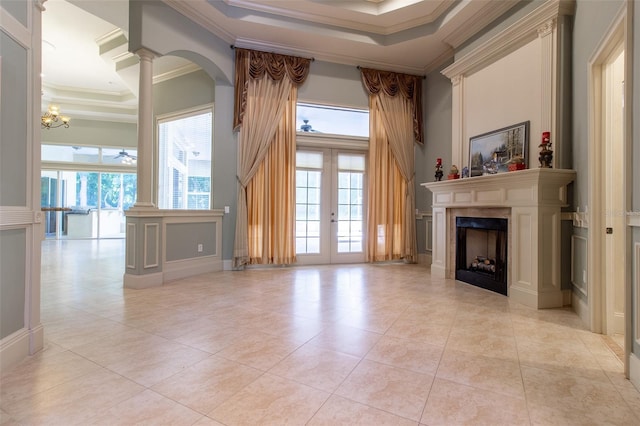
[157,108,213,210]
[296,103,369,137]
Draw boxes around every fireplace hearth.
[455,216,508,295]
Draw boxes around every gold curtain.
[361,68,421,263]
[245,92,297,264]
[233,48,310,268]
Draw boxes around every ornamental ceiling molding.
[441,0,575,80]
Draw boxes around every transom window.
[296,103,368,137]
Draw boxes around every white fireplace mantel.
[422,168,576,309]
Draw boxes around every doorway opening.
[587,7,629,372]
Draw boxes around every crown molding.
[164,0,235,44]
[442,0,575,79]
[441,0,519,48]
[153,63,202,84]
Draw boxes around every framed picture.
[468,121,529,177]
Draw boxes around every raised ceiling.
[41,0,522,122]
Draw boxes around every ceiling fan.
[114,149,137,164]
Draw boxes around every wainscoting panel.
[126,223,136,269]
[143,223,159,269]
[571,235,588,297]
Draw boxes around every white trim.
[0,5,31,49]
[587,4,627,334]
[163,256,222,282]
[223,259,233,271]
[126,223,136,269]
[0,329,30,372]
[143,223,160,268]
[572,290,589,327]
[571,235,588,297]
[123,271,164,289]
[630,352,640,392]
[635,243,640,346]
[628,215,640,227]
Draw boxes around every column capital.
[537,19,556,38]
[451,75,463,86]
[35,0,47,11]
[135,48,157,61]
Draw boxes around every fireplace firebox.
[455,217,508,295]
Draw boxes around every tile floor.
[2,239,640,425]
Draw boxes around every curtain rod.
[230,45,314,62]
[357,65,426,80]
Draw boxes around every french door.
[296,148,366,264]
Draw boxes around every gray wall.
[416,61,454,212]
[1,31,28,206]
[0,229,26,339]
[40,118,137,148]
[298,60,368,109]
[154,69,215,117]
[166,223,217,261]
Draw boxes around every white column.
[450,75,464,170]
[538,19,557,166]
[133,49,156,208]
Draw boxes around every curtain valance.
[234,48,311,131]
[360,67,423,144]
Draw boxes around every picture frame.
[468,121,529,177]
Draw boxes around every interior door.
[296,148,366,264]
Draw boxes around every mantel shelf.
[421,168,576,209]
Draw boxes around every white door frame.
[586,3,632,374]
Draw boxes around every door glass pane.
[296,151,323,255]
[336,153,364,253]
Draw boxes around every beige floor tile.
[384,317,452,347]
[215,330,302,371]
[365,335,443,375]
[151,356,263,414]
[269,343,361,392]
[436,348,525,399]
[516,336,608,382]
[308,394,418,425]
[445,326,519,361]
[0,349,101,405]
[522,365,639,425]
[421,378,529,426]
[86,389,202,425]
[209,373,330,425]
[2,240,636,425]
[335,359,434,421]
[104,340,212,387]
[307,324,382,357]
[1,368,144,425]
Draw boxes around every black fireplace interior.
[455,217,508,296]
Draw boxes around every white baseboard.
[572,291,589,328]
[223,259,233,270]
[562,289,572,306]
[123,271,164,289]
[163,256,222,282]
[1,329,31,372]
[630,352,640,392]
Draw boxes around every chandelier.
[41,104,70,129]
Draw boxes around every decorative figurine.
[461,166,469,179]
[448,165,460,180]
[435,158,443,181]
[539,131,553,168]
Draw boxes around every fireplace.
[422,169,576,308]
[455,217,508,295]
